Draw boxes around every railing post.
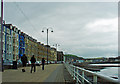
[74,66,75,80]
[82,70,84,83]
[69,64,71,75]
[72,66,74,77]
[68,64,71,74]
[93,75,97,84]
[77,68,79,83]
[71,65,73,76]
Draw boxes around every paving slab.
[44,64,65,83]
[2,64,61,83]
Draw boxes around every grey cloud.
[4,2,118,58]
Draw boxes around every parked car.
[27,61,31,66]
[17,60,22,65]
[39,61,42,64]
[57,61,61,64]
[51,61,55,64]
[44,61,50,64]
[48,61,50,64]
[35,61,41,66]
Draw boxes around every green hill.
[64,54,83,59]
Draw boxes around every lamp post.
[53,44,60,61]
[1,0,4,72]
[42,27,53,65]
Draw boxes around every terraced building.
[3,24,13,65]
[1,23,61,68]
[37,42,43,61]
[24,33,31,60]
[12,26,19,62]
[19,31,25,58]
[50,48,57,61]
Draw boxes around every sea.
[90,64,120,80]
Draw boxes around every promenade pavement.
[2,64,65,83]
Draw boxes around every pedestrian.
[42,58,45,70]
[21,54,28,72]
[30,55,36,73]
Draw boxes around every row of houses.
[63,54,120,63]
[1,23,58,65]
[83,56,120,63]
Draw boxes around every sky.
[3,1,118,58]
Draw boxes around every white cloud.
[86,18,118,33]
[4,0,119,2]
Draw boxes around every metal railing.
[64,62,120,84]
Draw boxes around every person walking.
[21,54,28,72]
[30,55,36,73]
[42,58,45,70]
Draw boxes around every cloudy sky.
[3,1,118,58]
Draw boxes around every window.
[13,46,15,51]
[20,49,22,54]
[3,26,5,32]
[13,39,15,43]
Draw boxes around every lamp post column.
[47,29,48,65]
[42,28,53,65]
[1,0,4,72]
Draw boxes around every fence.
[64,62,120,84]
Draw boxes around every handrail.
[64,62,119,84]
[74,65,119,83]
